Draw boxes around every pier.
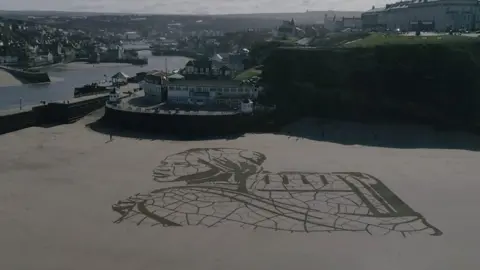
[0,94,109,135]
[0,65,51,84]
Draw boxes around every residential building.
[228,53,247,72]
[343,17,363,29]
[141,71,167,101]
[183,58,233,79]
[362,6,385,29]
[0,56,19,64]
[276,19,298,38]
[100,45,125,61]
[165,80,259,107]
[361,0,480,31]
[30,52,53,66]
[324,15,344,32]
[125,31,141,40]
[324,15,362,31]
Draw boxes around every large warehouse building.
[362,0,480,31]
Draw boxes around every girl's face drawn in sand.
[152,148,266,185]
[113,148,442,237]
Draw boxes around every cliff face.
[262,45,480,128]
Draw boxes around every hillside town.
[2,0,480,69]
[0,11,362,69]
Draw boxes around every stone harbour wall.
[0,95,108,135]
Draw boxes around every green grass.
[234,67,262,81]
[343,33,478,48]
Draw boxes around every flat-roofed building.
[362,0,480,31]
[166,80,259,107]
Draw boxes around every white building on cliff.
[362,0,480,31]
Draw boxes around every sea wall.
[0,95,108,135]
[103,106,277,136]
[0,109,39,135]
[42,95,109,124]
[0,65,50,84]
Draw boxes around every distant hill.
[0,10,134,20]
[0,9,363,24]
[217,11,363,24]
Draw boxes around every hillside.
[217,10,363,24]
[262,44,480,130]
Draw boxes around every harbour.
[0,51,191,110]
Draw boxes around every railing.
[106,102,239,115]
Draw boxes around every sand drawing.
[112,148,442,236]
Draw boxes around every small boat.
[74,81,113,98]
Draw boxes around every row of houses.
[1,41,72,66]
[361,0,480,31]
[324,15,363,32]
[1,19,79,66]
[292,0,480,33]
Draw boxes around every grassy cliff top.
[344,33,479,47]
[234,67,262,81]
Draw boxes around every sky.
[0,0,393,14]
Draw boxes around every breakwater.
[0,65,50,84]
[151,49,202,58]
[94,58,148,65]
[0,94,108,135]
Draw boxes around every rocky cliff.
[262,44,480,129]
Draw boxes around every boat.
[74,81,113,98]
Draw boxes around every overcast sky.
[0,0,392,14]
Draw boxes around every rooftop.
[186,59,212,68]
[168,80,254,87]
[363,0,474,13]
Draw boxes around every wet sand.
[0,112,479,270]
[0,70,22,87]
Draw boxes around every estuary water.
[0,51,191,110]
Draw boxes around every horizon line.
[0,8,364,16]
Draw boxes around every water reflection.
[0,51,191,110]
